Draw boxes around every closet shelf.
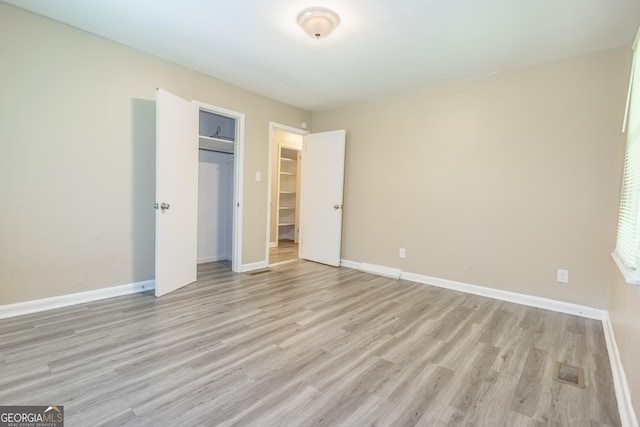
[278,145,300,242]
[199,135,234,154]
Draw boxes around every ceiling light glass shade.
[297,7,340,39]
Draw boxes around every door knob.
[334,204,343,210]
[160,202,170,211]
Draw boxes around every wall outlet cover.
[557,269,569,283]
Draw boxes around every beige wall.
[0,6,635,307]
[313,48,630,309]
[0,4,310,305]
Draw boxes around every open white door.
[299,129,346,267]
[155,88,199,297]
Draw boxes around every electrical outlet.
[557,269,569,284]
[255,171,261,182]
[399,248,406,259]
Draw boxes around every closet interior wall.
[197,110,236,264]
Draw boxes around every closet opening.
[267,123,307,265]
[197,106,242,272]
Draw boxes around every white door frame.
[195,100,245,273]
[266,122,308,262]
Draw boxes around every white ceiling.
[5,0,640,111]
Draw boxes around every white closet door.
[155,88,199,297]
[299,129,346,267]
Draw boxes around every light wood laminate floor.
[269,239,299,265]
[0,261,620,426]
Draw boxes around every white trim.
[400,271,604,320]
[197,255,231,264]
[266,124,275,264]
[340,259,360,270]
[622,27,640,132]
[342,260,402,279]
[360,263,402,279]
[233,111,244,273]
[270,122,310,136]
[612,252,640,286]
[240,260,269,273]
[602,313,639,427]
[193,100,244,273]
[0,280,155,320]
[340,259,604,320]
[622,45,635,132]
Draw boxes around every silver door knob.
[334,204,340,210]
[160,202,170,211]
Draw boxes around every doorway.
[154,89,245,297]
[266,124,347,268]
[268,123,307,265]
[196,103,244,273]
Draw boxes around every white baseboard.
[360,263,402,279]
[198,254,231,264]
[401,271,605,320]
[602,313,639,427]
[341,259,604,320]
[0,259,273,319]
[341,260,402,279]
[340,259,361,270]
[240,260,269,272]
[0,279,155,320]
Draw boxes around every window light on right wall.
[614,28,640,286]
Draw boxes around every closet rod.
[199,146,234,155]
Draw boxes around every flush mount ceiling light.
[297,7,340,39]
